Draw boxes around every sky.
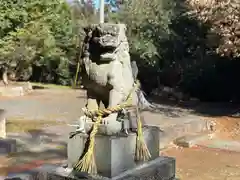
[94,0,118,11]
[91,0,115,9]
[93,0,100,9]
[66,0,101,9]
[67,0,115,9]
[67,0,117,11]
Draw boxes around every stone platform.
[0,109,17,155]
[5,156,176,180]
[68,126,160,178]
[0,82,32,97]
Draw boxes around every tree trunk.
[2,70,8,86]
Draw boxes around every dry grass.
[6,119,66,133]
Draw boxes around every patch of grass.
[6,119,66,133]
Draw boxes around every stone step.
[174,132,211,148]
[5,156,176,180]
[173,132,240,154]
[195,139,240,153]
[0,83,33,97]
[155,117,210,149]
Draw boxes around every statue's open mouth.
[99,46,116,54]
[89,37,117,59]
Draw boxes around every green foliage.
[68,0,99,86]
[0,0,76,84]
[110,0,240,101]
[111,0,175,66]
[1,0,239,101]
[109,0,176,92]
[187,0,240,58]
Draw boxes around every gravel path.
[0,88,199,123]
[0,89,86,122]
[1,88,239,179]
[0,87,207,176]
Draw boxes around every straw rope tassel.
[74,61,80,88]
[135,107,151,161]
[74,115,102,174]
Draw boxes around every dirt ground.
[1,82,240,179]
[0,156,12,176]
[163,147,240,180]
[204,116,240,140]
[165,115,240,180]
[2,147,240,179]
[6,119,66,133]
[0,156,65,177]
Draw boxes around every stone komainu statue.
[79,23,154,135]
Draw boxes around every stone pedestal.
[68,126,160,178]
[0,82,33,97]
[0,109,6,138]
[0,86,24,96]
[0,109,17,155]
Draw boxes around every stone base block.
[5,156,176,180]
[0,86,24,96]
[68,126,160,178]
[0,109,6,138]
[0,83,32,97]
[174,133,210,148]
[0,138,17,155]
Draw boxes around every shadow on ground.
[74,88,240,118]
[32,85,48,90]
[142,103,186,118]
[76,95,86,99]
[148,94,240,118]
[8,128,68,165]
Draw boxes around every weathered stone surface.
[5,156,176,180]
[0,138,17,155]
[78,23,155,135]
[196,139,240,153]
[68,126,160,178]
[0,82,33,97]
[158,117,209,149]
[0,109,17,155]
[79,23,136,135]
[174,133,210,147]
[0,86,24,97]
[0,109,6,138]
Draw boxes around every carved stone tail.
[136,89,156,110]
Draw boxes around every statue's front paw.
[79,115,92,123]
[101,116,111,125]
[101,116,123,135]
[76,115,89,133]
